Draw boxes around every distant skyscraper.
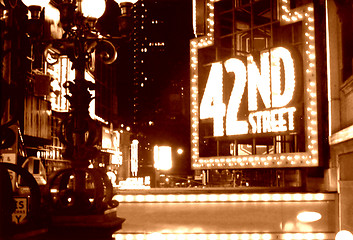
[132,0,168,127]
[129,0,193,175]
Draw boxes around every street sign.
[12,197,28,224]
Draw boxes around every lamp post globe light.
[1,0,138,237]
[81,0,106,19]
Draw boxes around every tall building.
[326,0,353,232]
[128,0,194,176]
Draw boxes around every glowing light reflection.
[297,211,322,222]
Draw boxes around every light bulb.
[81,0,106,19]
[22,0,50,8]
[114,0,139,5]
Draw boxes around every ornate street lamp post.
[17,0,138,236]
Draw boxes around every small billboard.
[154,146,172,171]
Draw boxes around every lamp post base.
[48,207,125,239]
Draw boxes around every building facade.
[326,0,353,233]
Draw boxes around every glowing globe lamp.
[22,0,50,8]
[81,0,106,19]
[336,230,353,240]
[114,0,139,5]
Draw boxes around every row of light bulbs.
[113,232,334,240]
[193,153,318,169]
[113,192,333,203]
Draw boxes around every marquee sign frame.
[190,0,319,169]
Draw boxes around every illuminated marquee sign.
[200,47,301,137]
[131,140,139,176]
[190,0,319,169]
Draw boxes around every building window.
[336,0,353,81]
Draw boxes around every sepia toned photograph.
[0,0,352,239]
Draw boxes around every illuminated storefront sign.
[131,140,139,176]
[47,56,72,112]
[46,56,108,124]
[190,0,319,169]
[102,127,122,165]
[154,146,172,171]
[200,47,301,137]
